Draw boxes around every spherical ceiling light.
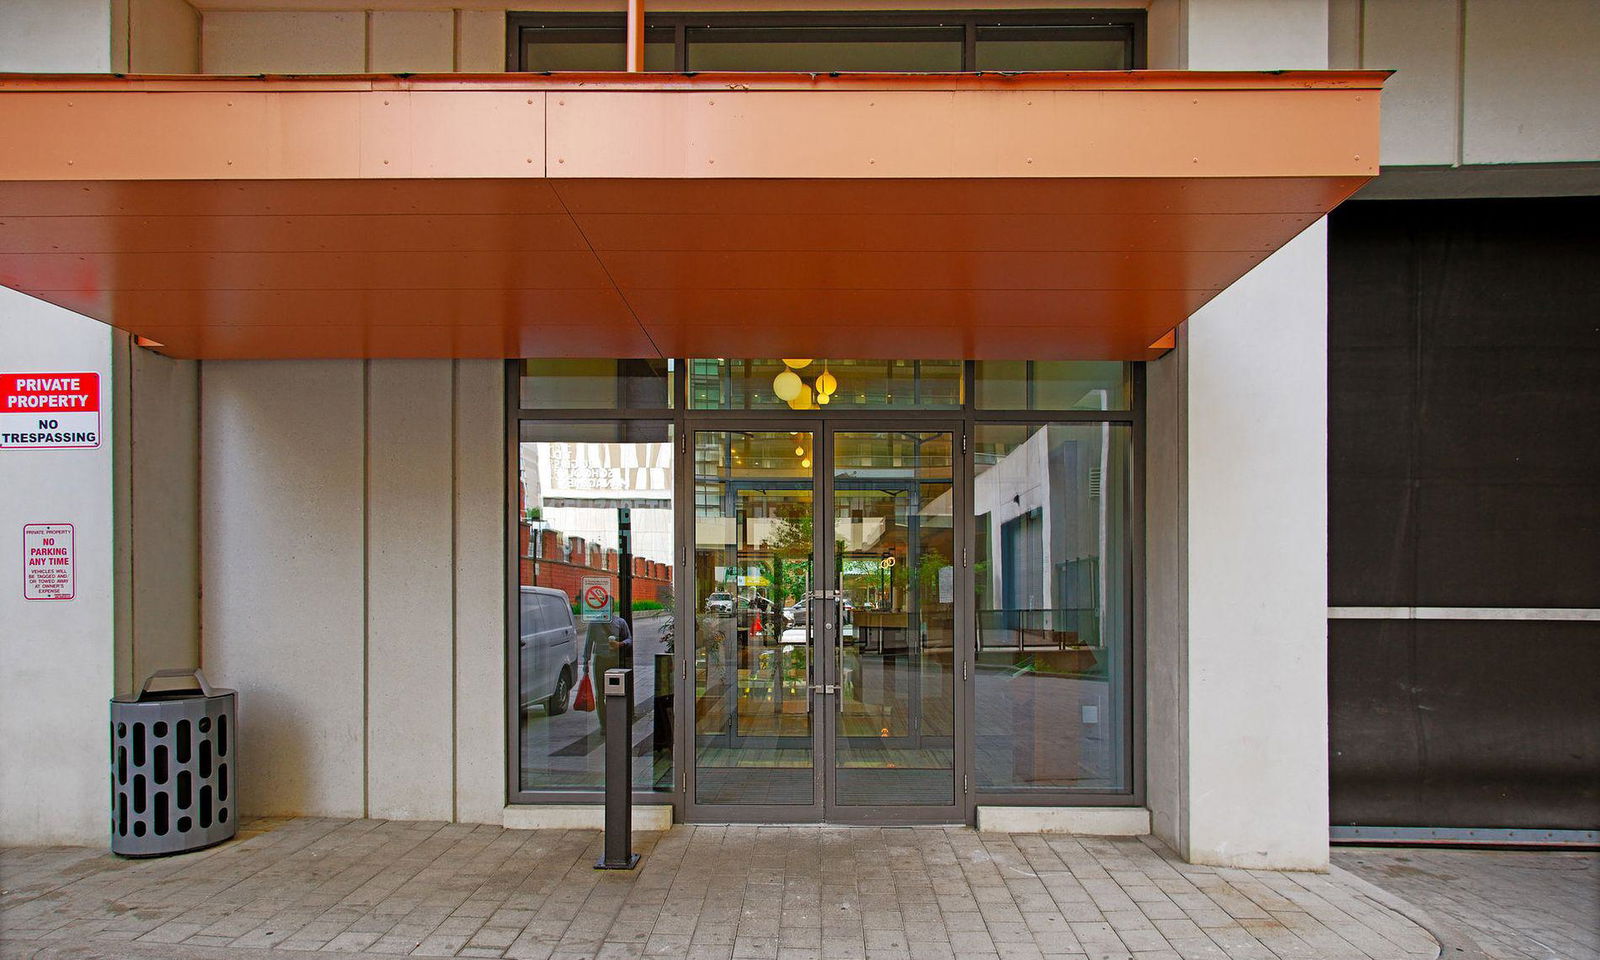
[772,369,803,402]
[816,368,837,396]
[781,359,813,369]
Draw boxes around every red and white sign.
[1,372,101,449]
[23,523,75,600]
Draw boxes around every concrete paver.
[1334,847,1599,960]
[0,818,1443,960]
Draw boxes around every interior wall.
[199,359,505,822]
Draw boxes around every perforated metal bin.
[110,669,236,857]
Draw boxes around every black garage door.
[1328,197,1600,836]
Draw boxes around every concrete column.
[0,0,115,848]
[113,343,200,697]
[1145,0,1332,870]
[453,360,507,824]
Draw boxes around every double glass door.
[687,422,965,822]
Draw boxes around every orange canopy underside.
[0,71,1386,361]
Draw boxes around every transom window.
[508,10,1146,73]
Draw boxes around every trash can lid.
[112,668,235,703]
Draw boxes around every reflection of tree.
[917,548,949,603]
[762,512,843,605]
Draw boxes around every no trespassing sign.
[0,372,101,449]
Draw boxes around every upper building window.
[509,10,1145,73]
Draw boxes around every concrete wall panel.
[1186,0,1328,70]
[1326,0,1361,69]
[365,359,454,820]
[130,0,200,73]
[203,11,365,75]
[201,360,366,818]
[0,0,111,73]
[1364,0,1460,166]
[457,10,507,72]
[1463,0,1600,164]
[453,360,507,824]
[369,10,453,73]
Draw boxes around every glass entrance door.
[687,423,963,822]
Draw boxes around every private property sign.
[0,373,101,449]
[23,524,75,600]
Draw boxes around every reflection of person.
[584,614,632,732]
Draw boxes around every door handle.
[809,683,838,695]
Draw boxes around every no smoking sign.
[580,576,613,622]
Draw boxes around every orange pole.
[627,0,646,72]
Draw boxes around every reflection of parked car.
[784,593,854,628]
[704,591,734,615]
[520,586,578,715]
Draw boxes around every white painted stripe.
[1328,606,1600,622]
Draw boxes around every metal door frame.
[819,419,970,825]
[679,418,827,823]
[678,417,970,824]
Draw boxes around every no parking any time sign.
[0,372,101,449]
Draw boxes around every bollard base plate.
[595,854,640,871]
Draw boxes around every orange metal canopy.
[0,71,1385,361]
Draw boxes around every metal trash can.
[110,669,236,857]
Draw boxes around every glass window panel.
[832,431,957,806]
[974,360,1131,411]
[689,359,962,410]
[517,420,675,793]
[692,431,816,805]
[973,422,1132,793]
[520,359,672,410]
[974,27,1130,71]
[686,26,962,72]
[521,27,673,71]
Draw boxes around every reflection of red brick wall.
[518,517,671,603]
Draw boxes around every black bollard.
[596,667,639,870]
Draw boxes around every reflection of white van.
[519,586,579,715]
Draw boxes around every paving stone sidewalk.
[2,817,1439,960]
[1334,847,1598,960]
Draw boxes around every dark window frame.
[507,9,1147,72]
[505,360,1146,819]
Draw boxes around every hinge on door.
[961,432,968,454]
[679,433,686,454]
[963,774,969,794]
[961,547,968,567]
[962,660,968,682]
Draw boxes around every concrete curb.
[1328,863,1485,960]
